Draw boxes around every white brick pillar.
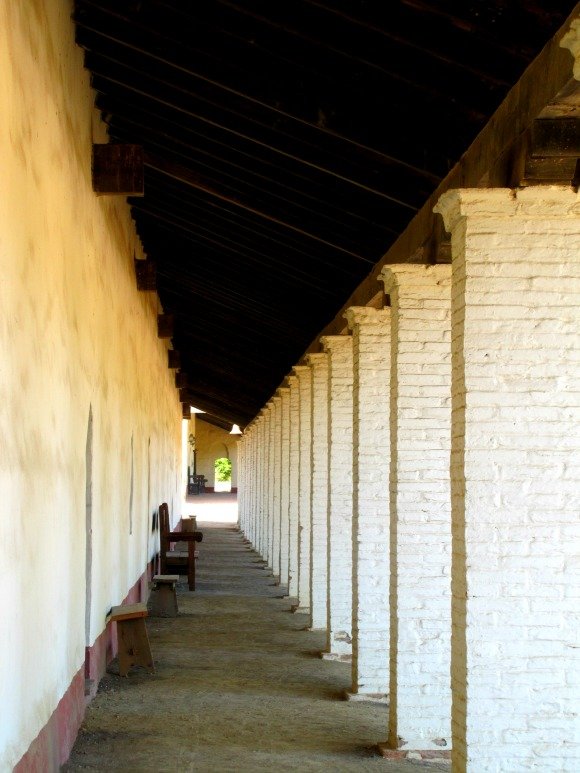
[260,410,270,560]
[271,395,283,581]
[244,429,253,541]
[294,365,313,614]
[287,374,300,599]
[321,335,354,659]
[379,264,452,756]
[435,186,580,772]
[305,352,329,630]
[279,387,291,588]
[267,401,277,568]
[345,306,391,700]
[249,427,258,545]
[256,412,267,558]
[239,435,247,532]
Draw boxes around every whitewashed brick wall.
[380,264,452,750]
[306,353,329,630]
[256,413,267,558]
[268,401,277,567]
[287,374,301,598]
[321,335,354,656]
[271,395,283,579]
[346,306,391,696]
[279,387,291,587]
[238,436,245,531]
[294,365,313,614]
[249,428,258,545]
[436,186,580,772]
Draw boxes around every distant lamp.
[229,423,243,435]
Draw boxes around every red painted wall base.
[14,562,154,771]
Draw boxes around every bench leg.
[149,584,178,617]
[188,541,195,591]
[116,618,155,676]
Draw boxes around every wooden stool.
[109,603,155,677]
[149,574,179,617]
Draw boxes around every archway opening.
[214,457,232,492]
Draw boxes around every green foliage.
[214,457,232,482]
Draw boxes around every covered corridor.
[64,506,447,772]
[2,2,580,771]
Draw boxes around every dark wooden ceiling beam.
[143,153,375,263]
[82,47,432,206]
[304,3,580,354]
[531,117,580,156]
[131,178,377,277]
[107,112,416,227]
[130,201,361,293]
[75,0,471,175]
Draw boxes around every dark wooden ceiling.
[74,0,576,425]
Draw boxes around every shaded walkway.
[65,522,448,771]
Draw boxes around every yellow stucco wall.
[195,419,239,488]
[0,1,182,767]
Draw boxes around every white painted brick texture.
[436,186,580,773]
[295,366,313,613]
[321,335,354,656]
[268,402,277,567]
[271,396,283,578]
[346,306,391,696]
[257,413,268,558]
[238,437,246,532]
[249,429,258,545]
[263,405,274,566]
[279,388,291,587]
[380,264,452,750]
[306,353,329,630]
[287,375,300,598]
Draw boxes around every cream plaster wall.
[194,418,239,487]
[0,2,182,768]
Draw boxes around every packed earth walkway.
[65,497,448,772]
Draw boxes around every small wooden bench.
[109,602,154,677]
[148,574,179,617]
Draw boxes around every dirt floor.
[64,501,449,772]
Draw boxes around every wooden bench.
[109,602,154,677]
[148,574,179,617]
[159,503,203,591]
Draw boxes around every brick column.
[237,436,245,530]
[305,353,329,630]
[256,412,267,559]
[435,186,580,771]
[271,395,283,581]
[293,365,313,615]
[378,264,452,757]
[267,401,277,569]
[320,335,354,659]
[287,374,300,599]
[249,426,258,545]
[345,306,391,701]
[279,387,291,588]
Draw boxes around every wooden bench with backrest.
[158,502,203,590]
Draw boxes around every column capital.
[305,352,327,366]
[320,334,352,353]
[276,386,290,398]
[561,18,580,80]
[379,263,451,295]
[292,365,310,379]
[344,305,390,330]
[434,187,580,232]
[286,374,298,388]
